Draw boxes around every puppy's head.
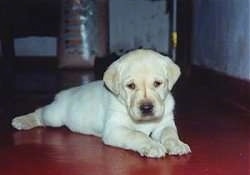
[103,49,180,122]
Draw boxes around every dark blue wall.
[192,0,250,80]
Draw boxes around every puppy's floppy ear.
[163,56,181,90]
[103,61,120,95]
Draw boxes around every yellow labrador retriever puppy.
[12,49,191,158]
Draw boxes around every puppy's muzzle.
[139,102,154,116]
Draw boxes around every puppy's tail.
[12,109,43,130]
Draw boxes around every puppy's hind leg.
[12,99,66,130]
[12,109,43,130]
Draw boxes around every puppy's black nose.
[140,102,153,115]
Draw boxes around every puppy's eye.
[153,81,162,88]
[126,83,136,90]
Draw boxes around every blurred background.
[0,0,249,81]
[0,0,249,113]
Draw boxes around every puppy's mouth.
[128,100,164,122]
[140,110,155,120]
[133,114,162,123]
[139,114,159,121]
[137,109,162,122]
[129,109,159,122]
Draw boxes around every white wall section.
[109,0,169,54]
[192,0,250,80]
[14,37,57,57]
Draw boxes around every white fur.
[12,49,191,158]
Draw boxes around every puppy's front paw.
[163,139,191,156]
[138,141,166,158]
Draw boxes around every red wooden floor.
[0,70,249,175]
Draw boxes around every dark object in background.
[94,52,119,80]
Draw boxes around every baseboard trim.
[191,65,250,112]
